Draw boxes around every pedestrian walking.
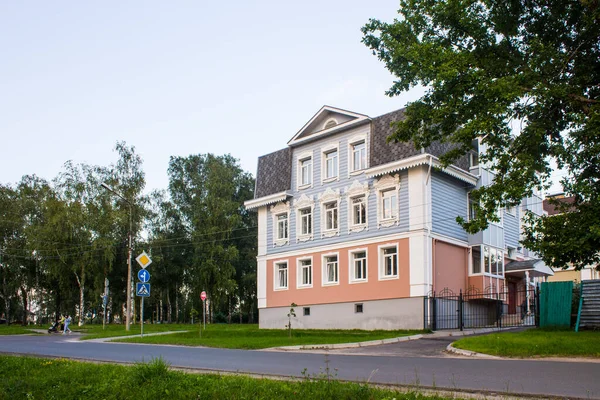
[63,315,72,335]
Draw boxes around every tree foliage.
[362,0,600,269]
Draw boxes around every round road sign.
[200,291,207,301]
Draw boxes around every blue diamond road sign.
[136,283,150,297]
[138,269,150,283]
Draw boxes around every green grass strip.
[112,324,425,349]
[452,328,600,358]
[0,325,41,335]
[0,355,459,400]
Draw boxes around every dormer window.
[323,118,338,130]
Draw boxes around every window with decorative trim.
[322,254,339,285]
[319,188,341,237]
[374,174,400,228]
[349,249,367,283]
[379,244,398,279]
[297,258,313,288]
[294,193,314,242]
[321,143,339,183]
[274,261,288,290]
[271,202,290,247]
[324,202,338,231]
[346,180,369,233]
[299,208,312,235]
[298,156,312,189]
[351,196,366,226]
[351,141,367,172]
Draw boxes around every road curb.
[268,333,424,351]
[445,343,501,359]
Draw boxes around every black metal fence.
[424,286,539,330]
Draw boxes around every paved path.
[0,334,599,399]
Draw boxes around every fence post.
[458,289,463,331]
[432,292,437,331]
[497,292,502,329]
[535,285,541,328]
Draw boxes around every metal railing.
[424,286,539,331]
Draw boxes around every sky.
[0,2,562,194]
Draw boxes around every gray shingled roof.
[370,108,470,171]
[253,108,472,200]
[254,148,291,199]
[505,259,541,272]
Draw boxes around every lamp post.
[101,182,133,331]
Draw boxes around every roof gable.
[287,105,369,146]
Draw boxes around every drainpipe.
[426,156,433,293]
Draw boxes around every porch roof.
[505,259,554,278]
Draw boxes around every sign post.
[201,291,207,331]
[136,252,152,338]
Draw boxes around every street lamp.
[101,182,133,331]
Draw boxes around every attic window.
[324,118,338,130]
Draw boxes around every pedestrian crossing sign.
[136,282,150,297]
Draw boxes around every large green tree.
[362,0,600,269]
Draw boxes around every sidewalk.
[267,327,517,351]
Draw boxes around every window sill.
[378,218,398,228]
[349,279,368,284]
[349,169,365,176]
[297,284,313,290]
[349,224,367,233]
[297,184,312,191]
[273,239,289,247]
[321,177,338,184]
[322,229,339,238]
[322,281,339,287]
[297,234,313,243]
[378,274,399,281]
[274,287,289,291]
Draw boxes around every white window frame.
[273,260,289,291]
[294,193,314,243]
[346,180,370,233]
[378,244,399,280]
[271,202,290,247]
[381,189,397,220]
[321,143,339,184]
[347,134,368,176]
[276,213,288,240]
[348,248,368,284]
[477,245,504,278]
[374,174,400,228]
[322,252,339,286]
[350,141,367,173]
[324,201,338,231]
[318,188,341,238]
[297,257,313,289]
[298,207,312,236]
[297,152,313,190]
[350,196,367,227]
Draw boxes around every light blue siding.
[431,172,469,241]
[265,126,411,255]
[503,211,519,249]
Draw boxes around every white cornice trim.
[244,191,290,210]
[365,154,477,185]
[288,106,370,146]
[288,118,371,147]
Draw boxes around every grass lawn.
[114,324,426,349]
[452,328,600,358]
[0,324,42,335]
[0,355,459,400]
[76,323,191,340]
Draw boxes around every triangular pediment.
[287,106,370,146]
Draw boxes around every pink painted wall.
[266,239,410,307]
[433,240,467,294]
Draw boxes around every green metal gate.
[539,281,573,328]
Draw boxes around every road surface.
[0,334,598,399]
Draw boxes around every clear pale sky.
[0,2,562,194]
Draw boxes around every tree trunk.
[159,298,163,322]
[21,286,27,325]
[74,267,85,327]
[166,287,172,323]
[175,283,179,323]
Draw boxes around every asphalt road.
[1,334,599,399]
